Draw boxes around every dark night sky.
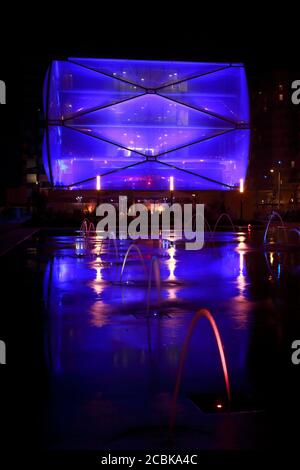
[0,12,299,194]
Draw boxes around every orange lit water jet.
[169,308,231,435]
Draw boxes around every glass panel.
[69,57,230,89]
[158,66,250,124]
[45,127,249,190]
[159,130,250,188]
[47,61,144,120]
[44,60,250,190]
[70,161,226,190]
[66,94,233,157]
[47,126,144,187]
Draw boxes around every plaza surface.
[1,227,300,454]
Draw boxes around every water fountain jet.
[88,221,96,234]
[80,218,90,235]
[289,228,300,239]
[263,211,288,244]
[107,233,120,260]
[147,256,161,315]
[120,244,147,283]
[212,213,236,235]
[184,213,212,235]
[169,308,231,436]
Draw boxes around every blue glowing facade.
[43,58,250,190]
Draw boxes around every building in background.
[43,58,250,191]
[3,64,300,222]
[248,69,300,214]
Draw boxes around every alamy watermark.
[291,340,300,365]
[291,80,300,105]
[0,79,6,104]
[95,196,204,250]
[0,340,6,365]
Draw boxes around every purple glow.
[66,94,233,156]
[43,58,250,189]
[46,126,143,187]
[43,236,252,382]
[68,57,230,88]
[158,66,249,124]
[48,61,144,120]
[66,161,228,191]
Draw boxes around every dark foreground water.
[1,229,300,459]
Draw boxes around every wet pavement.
[1,229,300,455]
